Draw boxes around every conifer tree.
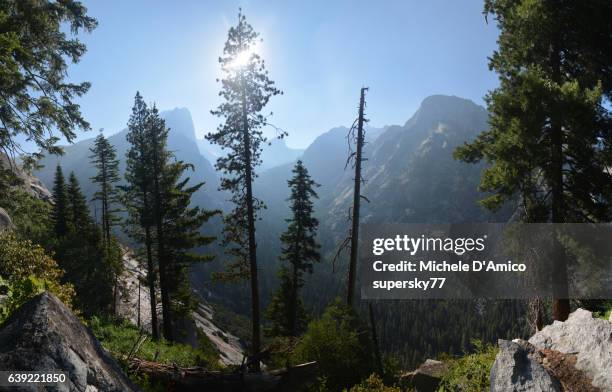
[90,132,121,251]
[67,172,92,230]
[124,92,159,340]
[147,105,175,341]
[161,158,219,322]
[51,165,69,237]
[50,170,115,316]
[266,160,320,337]
[455,1,612,321]
[148,106,218,340]
[0,0,96,169]
[207,10,283,369]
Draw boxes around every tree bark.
[240,67,261,371]
[151,129,173,341]
[289,263,299,337]
[347,87,367,307]
[550,41,570,322]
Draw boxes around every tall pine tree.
[455,0,612,321]
[67,172,91,230]
[266,160,320,337]
[90,132,121,250]
[50,170,114,316]
[124,92,159,340]
[207,10,282,369]
[124,96,218,341]
[51,165,69,237]
[161,157,219,325]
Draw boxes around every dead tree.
[345,87,369,307]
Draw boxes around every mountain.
[256,95,502,246]
[326,94,502,231]
[197,135,304,171]
[34,108,223,214]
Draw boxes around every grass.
[436,340,498,392]
[595,308,611,321]
[89,315,222,369]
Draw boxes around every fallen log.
[128,358,318,392]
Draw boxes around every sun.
[228,42,259,70]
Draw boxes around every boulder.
[0,207,13,231]
[400,359,446,391]
[529,308,612,391]
[0,292,140,392]
[490,339,561,392]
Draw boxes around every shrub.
[292,299,375,391]
[344,374,401,392]
[0,232,74,322]
[437,340,498,392]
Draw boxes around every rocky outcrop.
[0,292,140,392]
[491,308,610,392]
[490,340,561,392]
[0,153,53,202]
[529,308,611,391]
[116,248,245,366]
[400,359,446,391]
[191,301,245,366]
[0,207,13,231]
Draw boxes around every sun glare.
[228,42,259,70]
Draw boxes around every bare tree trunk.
[347,87,368,307]
[550,41,569,322]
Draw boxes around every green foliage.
[0,181,52,245]
[0,232,75,322]
[123,94,218,341]
[89,316,222,369]
[293,299,375,391]
[344,374,400,392]
[0,0,96,166]
[455,1,612,222]
[267,160,320,337]
[437,340,498,392]
[51,165,70,236]
[90,132,121,245]
[150,106,219,320]
[51,168,118,317]
[265,267,309,337]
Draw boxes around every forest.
[0,1,611,392]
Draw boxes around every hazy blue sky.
[68,0,500,148]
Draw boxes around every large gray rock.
[490,340,561,392]
[529,308,612,391]
[0,292,140,392]
[0,207,13,231]
[400,359,446,392]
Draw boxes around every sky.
[66,0,500,149]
